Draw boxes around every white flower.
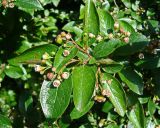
[53,79,61,87]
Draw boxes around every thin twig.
[71,38,92,58]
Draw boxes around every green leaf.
[148,98,156,115]
[93,39,123,59]
[97,9,114,36]
[72,65,96,111]
[135,55,160,69]
[0,114,12,128]
[128,101,145,128]
[40,77,72,120]
[63,21,83,38]
[19,91,33,115]
[118,67,144,95]
[114,33,149,56]
[15,0,43,10]
[102,101,113,113]
[118,20,135,33]
[8,44,58,65]
[83,0,99,46]
[4,65,24,79]
[103,64,123,74]
[70,101,94,119]
[121,0,131,8]
[54,47,78,73]
[101,73,126,116]
[51,0,60,7]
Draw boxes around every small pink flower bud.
[51,67,56,72]
[123,37,129,43]
[34,65,45,72]
[47,72,55,80]
[52,67,56,72]
[63,50,70,57]
[107,79,113,85]
[108,33,114,39]
[65,33,72,40]
[89,33,95,38]
[125,31,131,37]
[114,22,119,29]
[61,72,70,79]
[53,79,61,87]
[102,89,111,97]
[120,28,125,34]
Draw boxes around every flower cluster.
[34,51,70,88]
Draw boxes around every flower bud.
[125,31,131,37]
[96,35,103,42]
[61,32,66,37]
[102,89,111,97]
[34,65,45,72]
[120,28,125,34]
[53,79,61,87]
[138,53,144,59]
[9,2,14,8]
[47,72,55,80]
[94,95,106,103]
[61,72,70,79]
[65,33,72,40]
[123,37,129,43]
[55,35,63,44]
[52,67,56,72]
[89,33,95,38]
[108,33,114,39]
[114,22,119,29]
[42,52,51,60]
[107,79,113,85]
[63,50,70,57]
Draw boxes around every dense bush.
[0,0,160,127]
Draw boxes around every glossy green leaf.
[63,21,83,37]
[97,9,114,36]
[40,77,72,120]
[19,91,33,115]
[83,0,99,46]
[72,65,96,111]
[128,101,145,128]
[51,0,60,7]
[135,55,160,69]
[103,64,123,74]
[148,98,156,115]
[70,101,94,119]
[0,114,12,128]
[114,33,149,56]
[15,0,43,10]
[121,0,131,8]
[118,20,135,33]
[54,47,78,73]
[8,44,58,65]
[93,39,123,59]
[119,67,143,95]
[101,73,126,116]
[4,65,24,79]
[102,101,113,113]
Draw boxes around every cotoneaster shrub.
[0,0,160,127]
